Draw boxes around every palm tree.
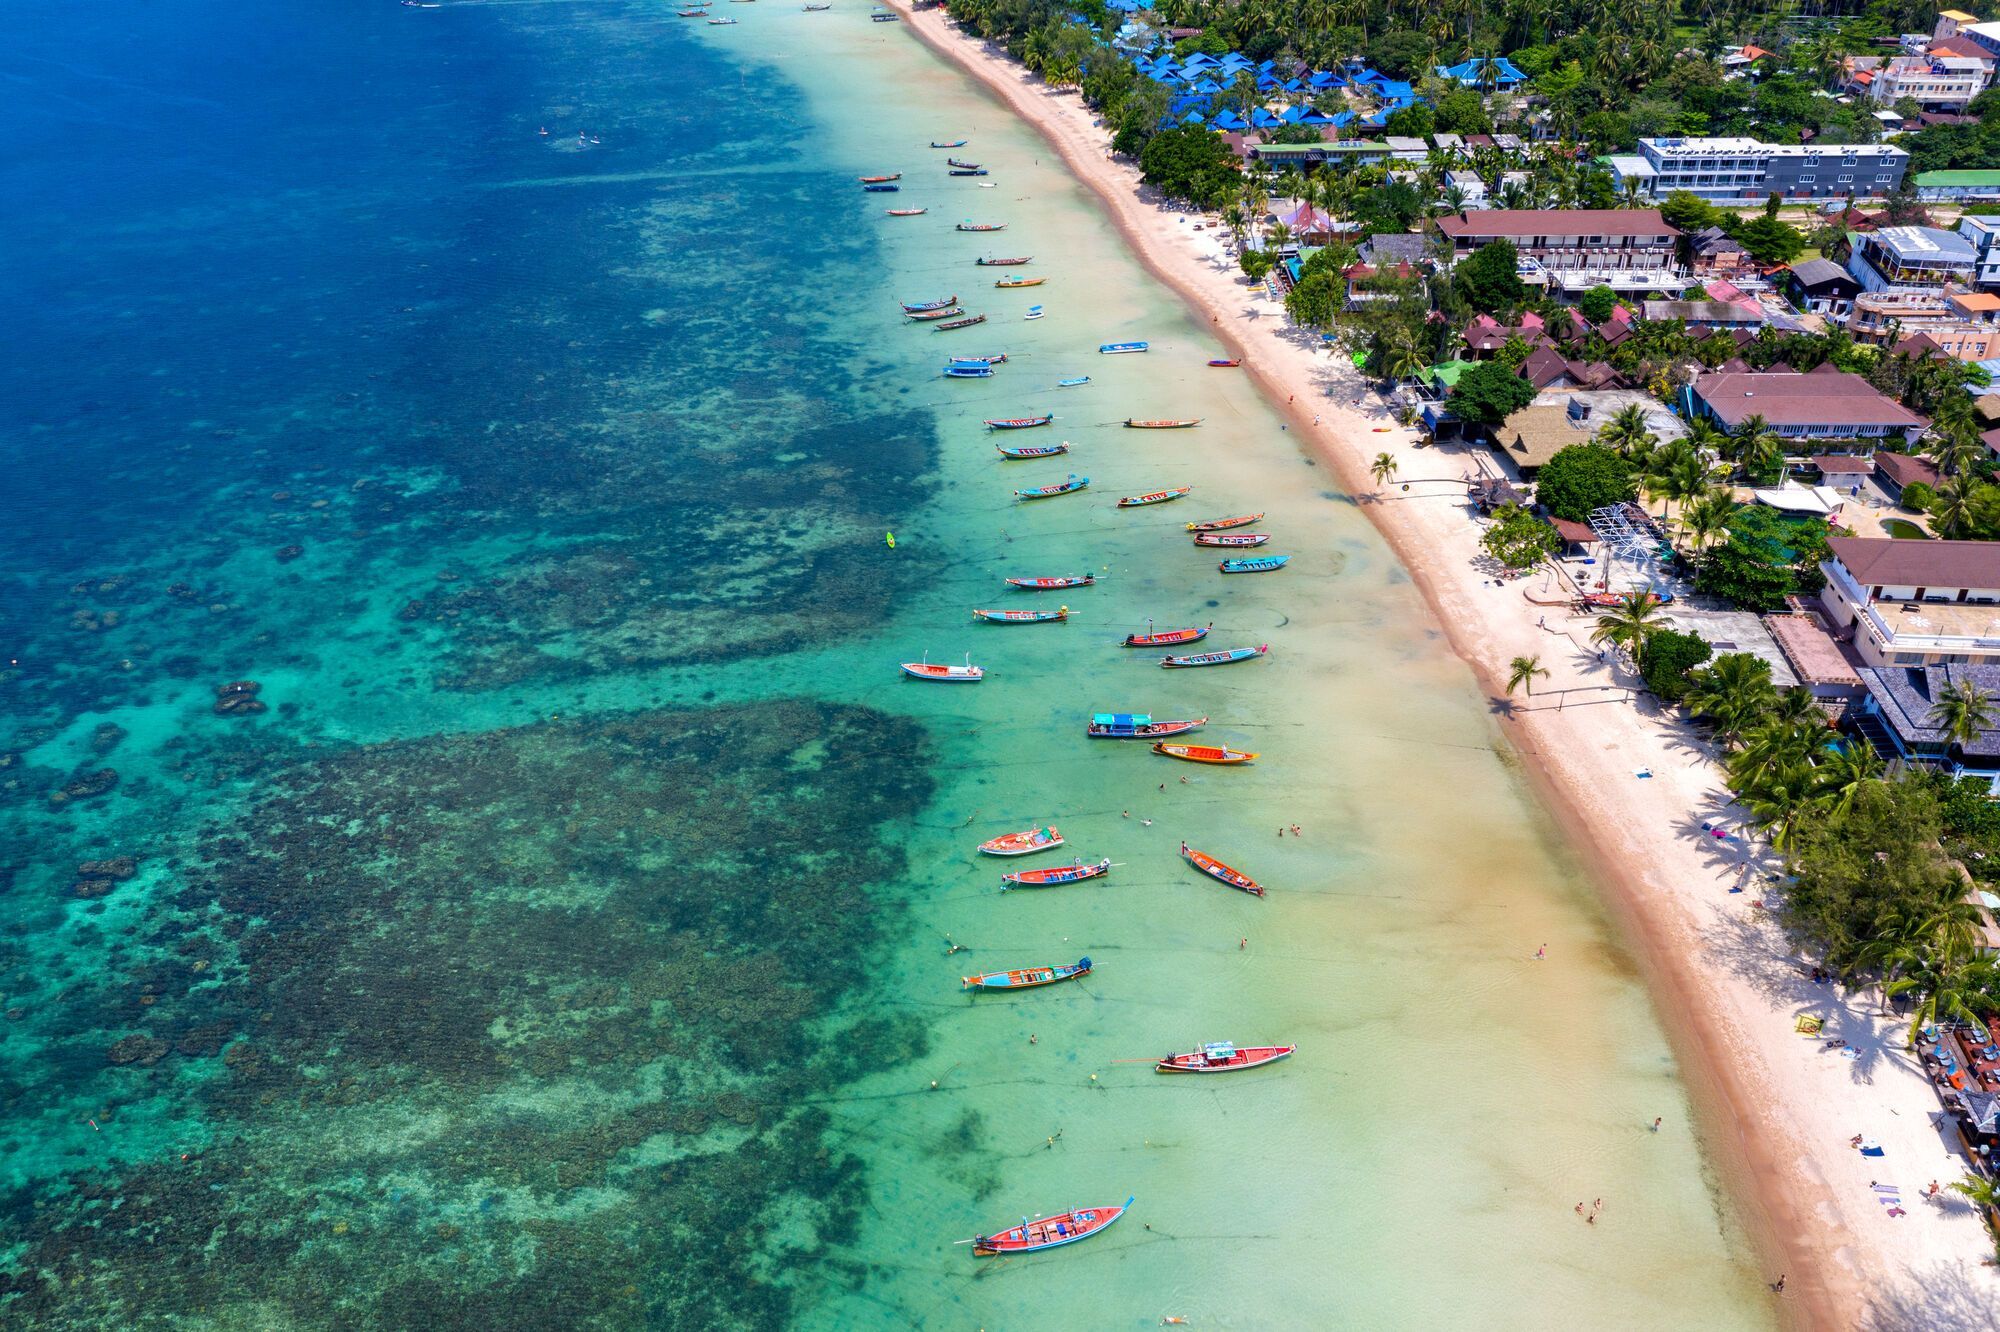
[1728,413,1782,480]
[1507,654,1550,697]
[1948,1170,2000,1215]
[1596,403,1656,458]
[1884,953,1998,1046]
[1930,677,1996,756]
[1678,487,1736,554]
[1645,440,1710,530]
[1930,473,1978,539]
[1590,591,1666,660]
[1383,332,1428,386]
[1811,742,1883,819]
[1370,452,1400,488]
[1684,653,1779,749]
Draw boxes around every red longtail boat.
[1193,532,1269,548]
[1122,624,1209,648]
[1000,857,1110,889]
[978,825,1063,857]
[1181,841,1264,894]
[1156,1041,1293,1073]
[1006,574,1095,590]
[968,1197,1132,1255]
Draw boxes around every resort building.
[1848,289,2000,359]
[1784,258,1864,320]
[1960,216,2000,291]
[1245,140,1386,172]
[1847,226,1980,295]
[1820,537,2000,668]
[1846,54,1993,111]
[1686,364,1928,443]
[1687,225,1751,280]
[1489,390,1683,476]
[1853,662,2000,776]
[1434,209,1680,294]
[1615,137,1908,202]
[1916,170,2000,204]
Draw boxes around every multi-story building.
[1847,225,1980,294]
[1848,288,2000,358]
[1433,209,1680,293]
[1850,55,1992,111]
[1618,136,1908,202]
[1960,215,2000,291]
[1821,537,2000,668]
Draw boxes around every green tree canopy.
[1138,125,1239,205]
[1452,239,1527,316]
[1577,285,1618,325]
[1449,360,1537,426]
[1481,503,1561,570]
[1535,444,1639,522]
[1284,270,1341,327]
[1637,628,1713,702]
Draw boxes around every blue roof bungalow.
[1435,57,1527,90]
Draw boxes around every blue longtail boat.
[1099,341,1148,354]
[1159,644,1268,669]
[995,441,1069,459]
[984,414,1053,430]
[962,956,1092,991]
[903,294,959,313]
[1014,474,1087,500]
[944,365,994,378]
[1219,555,1290,574]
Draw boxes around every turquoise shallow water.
[1,3,1773,1327]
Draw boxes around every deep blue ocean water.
[1,4,941,1326]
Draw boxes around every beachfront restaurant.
[1852,663,2000,783]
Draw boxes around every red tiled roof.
[1812,455,1875,473]
[1436,209,1676,241]
[1693,369,1927,430]
[1874,451,1939,489]
[1829,536,2000,589]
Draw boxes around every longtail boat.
[976,255,1032,266]
[863,183,901,192]
[978,825,1063,857]
[1160,644,1268,669]
[869,8,896,18]
[906,306,965,323]
[860,173,902,183]
[1123,625,1208,648]
[936,314,987,330]
[956,222,1006,232]
[969,1196,1131,1254]
[947,158,981,169]
[1006,574,1093,590]
[1193,532,1269,548]
[1014,474,1088,500]
[1187,513,1264,532]
[1124,418,1200,429]
[1099,341,1149,354]
[1154,742,1258,764]
[1024,305,1044,320]
[1087,712,1206,739]
[984,414,1053,430]
[944,365,994,378]
[994,277,1045,288]
[1207,358,1242,367]
[886,207,928,216]
[931,139,969,148]
[901,654,984,682]
[903,294,959,313]
[1056,376,1089,387]
[972,606,1067,624]
[1219,555,1289,574]
[951,353,1009,365]
[1001,858,1111,889]
[950,168,990,177]
[1157,1041,1291,1072]
[803,3,830,9]
[995,441,1069,459]
[961,956,1092,992]
[676,7,708,15]
[1181,841,1265,894]
[707,15,738,22]
[1117,486,1191,508]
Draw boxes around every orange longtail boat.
[1181,841,1264,895]
[1122,624,1209,647]
[1186,513,1264,532]
[1152,743,1257,764]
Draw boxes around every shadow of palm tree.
[1860,1261,2000,1330]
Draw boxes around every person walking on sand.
[1535,945,1545,960]
[1651,1117,1662,1132]
[1774,1275,1785,1293]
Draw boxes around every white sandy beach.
[883,3,2000,1324]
